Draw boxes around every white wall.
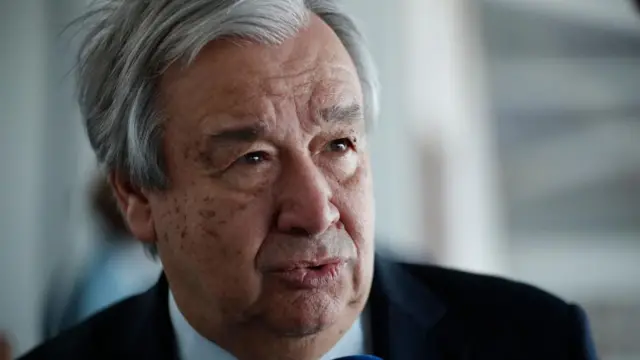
[510,235,640,300]
[0,0,48,355]
[0,0,91,356]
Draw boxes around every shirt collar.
[169,290,368,360]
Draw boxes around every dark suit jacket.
[21,257,598,359]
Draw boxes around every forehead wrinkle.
[265,62,320,83]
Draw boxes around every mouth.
[277,258,343,272]
[266,258,346,289]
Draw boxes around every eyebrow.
[317,103,364,124]
[205,122,268,144]
[203,104,363,146]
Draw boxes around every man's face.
[121,15,374,350]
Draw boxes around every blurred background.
[1,0,640,358]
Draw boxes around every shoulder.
[401,262,577,323]
[403,263,569,309]
[398,262,595,356]
[19,293,147,360]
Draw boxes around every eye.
[327,138,354,153]
[236,151,269,165]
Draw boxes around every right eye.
[235,151,270,166]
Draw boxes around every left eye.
[327,138,353,153]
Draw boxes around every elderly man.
[21,1,596,359]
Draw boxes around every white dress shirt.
[169,291,369,360]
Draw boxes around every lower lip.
[269,262,344,289]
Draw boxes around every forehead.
[159,15,363,129]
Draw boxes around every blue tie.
[332,356,382,360]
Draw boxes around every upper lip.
[266,257,344,272]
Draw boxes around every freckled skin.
[113,15,374,360]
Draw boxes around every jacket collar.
[370,256,470,360]
[125,274,179,360]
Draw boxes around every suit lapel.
[370,257,471,360]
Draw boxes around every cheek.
[194,195,269,260]
[153,196,188,249]
[157,188,273,277]
[332,160,375,249]
[153,191,273,310]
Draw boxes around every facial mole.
[196,149,213,167]
[199,209,217,218]
[204,227,219,239]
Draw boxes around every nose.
[276,156,339,236]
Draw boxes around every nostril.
[289,227,310,237]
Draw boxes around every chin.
[261,291,344,338]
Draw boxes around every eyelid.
[233,145,277,165]
[334,137,354,146]
[322,137,357,155]
[238,150,270,164]
[233,141,276,157]
[338,136,358,148]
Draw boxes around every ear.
[109,171,157,244]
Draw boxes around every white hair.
[77,0,380,190]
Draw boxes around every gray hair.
[77,0,380,191]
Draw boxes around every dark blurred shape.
[0,334,11,360]
[42,173,162,340]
